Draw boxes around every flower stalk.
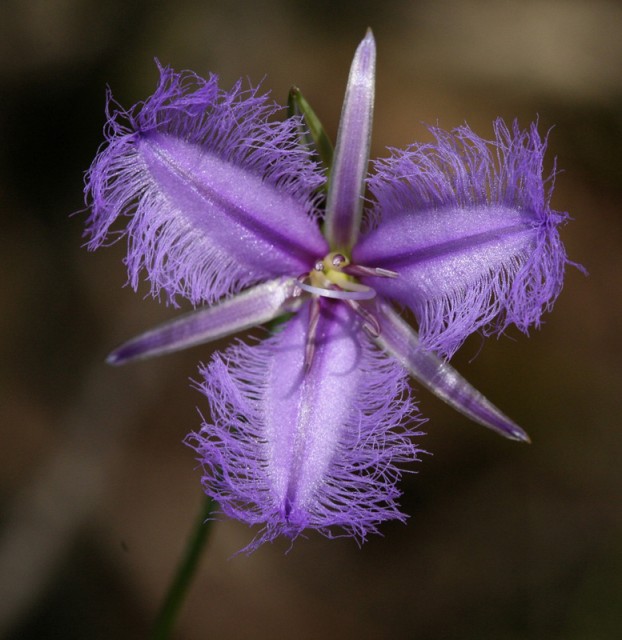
[151,496,215,640]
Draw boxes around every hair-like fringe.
[186,309,426,553]
[84,64,324,305]
[367,119,572,356]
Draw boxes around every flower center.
[293,253,399,373]
[293,252,375,301]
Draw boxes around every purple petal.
[186,301,424,551]
[84,65,327,305]
[375,301,530,442]
[324,30,376,251]
[355,119,572,356]
[107,277,300,365]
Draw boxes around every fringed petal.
[186,301,424,551]
[354,119,571,356]
[375,301,530,442]
[107,277,300,365]
[84,65,327,305]
[324,29,376,250]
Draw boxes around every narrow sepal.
[375,301,530,442]
[288,86,334,171]
[84,65,327,305]
[324,29,376,250]
[107,278,300,365]
[186,301,425,551]
[355,119,571,356]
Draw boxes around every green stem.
[151,495,215,640]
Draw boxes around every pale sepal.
[375,301,530,442]
[324,29,376,250]
[107,278,301,365]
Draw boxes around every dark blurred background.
[1,1,620,638]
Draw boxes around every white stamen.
[345,299,381,337]
[304,297,321,373]
[343,264,399,279]
[331,253,347,267]
[297,280,376,300]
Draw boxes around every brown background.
[1,1,620,638]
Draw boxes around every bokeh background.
[1,1,620,638]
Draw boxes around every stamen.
[293,253,392,307]
[292,274,308,298]
[331,253,347,268]
[335,279,375,295]
[297,279,376,300]
[374,267,399,278]
[304,297,321,373]
[345,299,381,337]
[342,264,399,279]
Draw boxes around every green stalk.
[288,85,334,171]
[150,495,215,640]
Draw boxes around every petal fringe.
[186,302,425,552]
[356,119,572,356]
[84,65,327,305]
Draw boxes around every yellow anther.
[323,251,350,272]
[309,252,356,289]
[300,251,377,301]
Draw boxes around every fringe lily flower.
[84,31,572,549]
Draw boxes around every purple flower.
[84,31,572,549]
